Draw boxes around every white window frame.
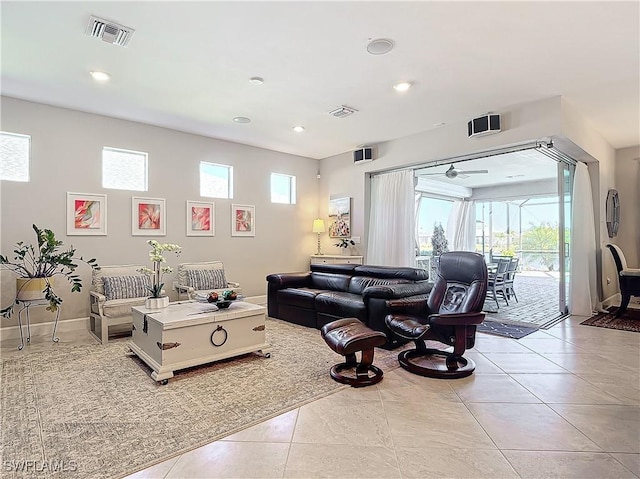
[200,161,234,199]
[0,131,31,182]
[270,172,296,204]
[102,146,148,191]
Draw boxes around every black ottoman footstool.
[320,318,387,387]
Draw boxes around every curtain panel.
[446,199,476,251]
[569,162,597,316]
[367,170,416,266]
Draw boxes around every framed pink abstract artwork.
[187,201,215,236]
[132,197,166,236]
[66,192,107,235]
[231,204,255,237]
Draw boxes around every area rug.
[580,307,640,332]
[0,318,402,479]
[477,319,539,339]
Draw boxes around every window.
[200,162,233,198]
[102,147,148,191]
[270,173,296,204]
[0,131,30,182]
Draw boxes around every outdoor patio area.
[482,270,561,327]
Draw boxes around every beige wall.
[1,97,320,326]
[2,95,637,327]
[318,96,638,306]
[615,146,640,266]
[318,96,564,253]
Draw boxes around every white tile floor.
[122,315,640,479]
[2,314,638,478]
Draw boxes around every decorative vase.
[145,296,169,309]
[16,277,49,301]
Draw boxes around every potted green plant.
[0,224,99,318]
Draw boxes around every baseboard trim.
[602,293,620,308]
[0,317,87,342]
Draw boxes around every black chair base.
[330,363,384,387]
[398,348,476,379]
[615,294,632,318]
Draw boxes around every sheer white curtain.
[446,199,476,251]
[367,170,416,266]
[414,192,422,253]
[569,162,597,316]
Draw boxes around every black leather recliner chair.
[385,251,488,378]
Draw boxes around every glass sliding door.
[557,161,574,314]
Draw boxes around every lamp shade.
[312,218,326,233]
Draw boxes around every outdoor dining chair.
[486,257,510,308]
[504,257,520,302]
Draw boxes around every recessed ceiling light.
[89,71,110,82]
[233,116,251,123]
[367,38,394,55]
[393,81,412,92]
[249,76,264,85]
[293,126,305,133]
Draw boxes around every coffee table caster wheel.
[264,352,271,358]
[158,379,169,385]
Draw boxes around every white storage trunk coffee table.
[130,301,271,384]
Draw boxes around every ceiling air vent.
[85,15,134,47]
[328,106,358,118]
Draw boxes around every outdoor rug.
[580,307,640,332]
[0,318,403,479]
[477,319,539,339]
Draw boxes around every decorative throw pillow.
[186,268,227,290]
[102,275,151,301]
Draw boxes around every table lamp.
[312,219,326,255]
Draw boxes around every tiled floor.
[122,313,640,479]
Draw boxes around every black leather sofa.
[266,263,432,348]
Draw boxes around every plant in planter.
[0,224,99,318]
[335,238,356,254]
[138,240,181,308]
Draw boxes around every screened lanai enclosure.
[412,144,576,327]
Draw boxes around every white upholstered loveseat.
[89,264,149,344]
[175,261,240,300]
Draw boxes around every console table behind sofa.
[266,263,432,348]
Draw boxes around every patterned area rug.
[0,318,402,479]
[477,319,539,339]
[580,307,640,332]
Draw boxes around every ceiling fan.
[421,164,489,179]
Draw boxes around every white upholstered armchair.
[89,264,149,344]
[175,261,240,300]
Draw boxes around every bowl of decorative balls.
[207,290,239,308]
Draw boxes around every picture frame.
[231,204,255,237]
[187,201,215,236]
[132,197,166,236]
[66,192,107,236]
[328,197,351,238]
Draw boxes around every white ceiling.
[414,149,559,189]
[2,1,638,160]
